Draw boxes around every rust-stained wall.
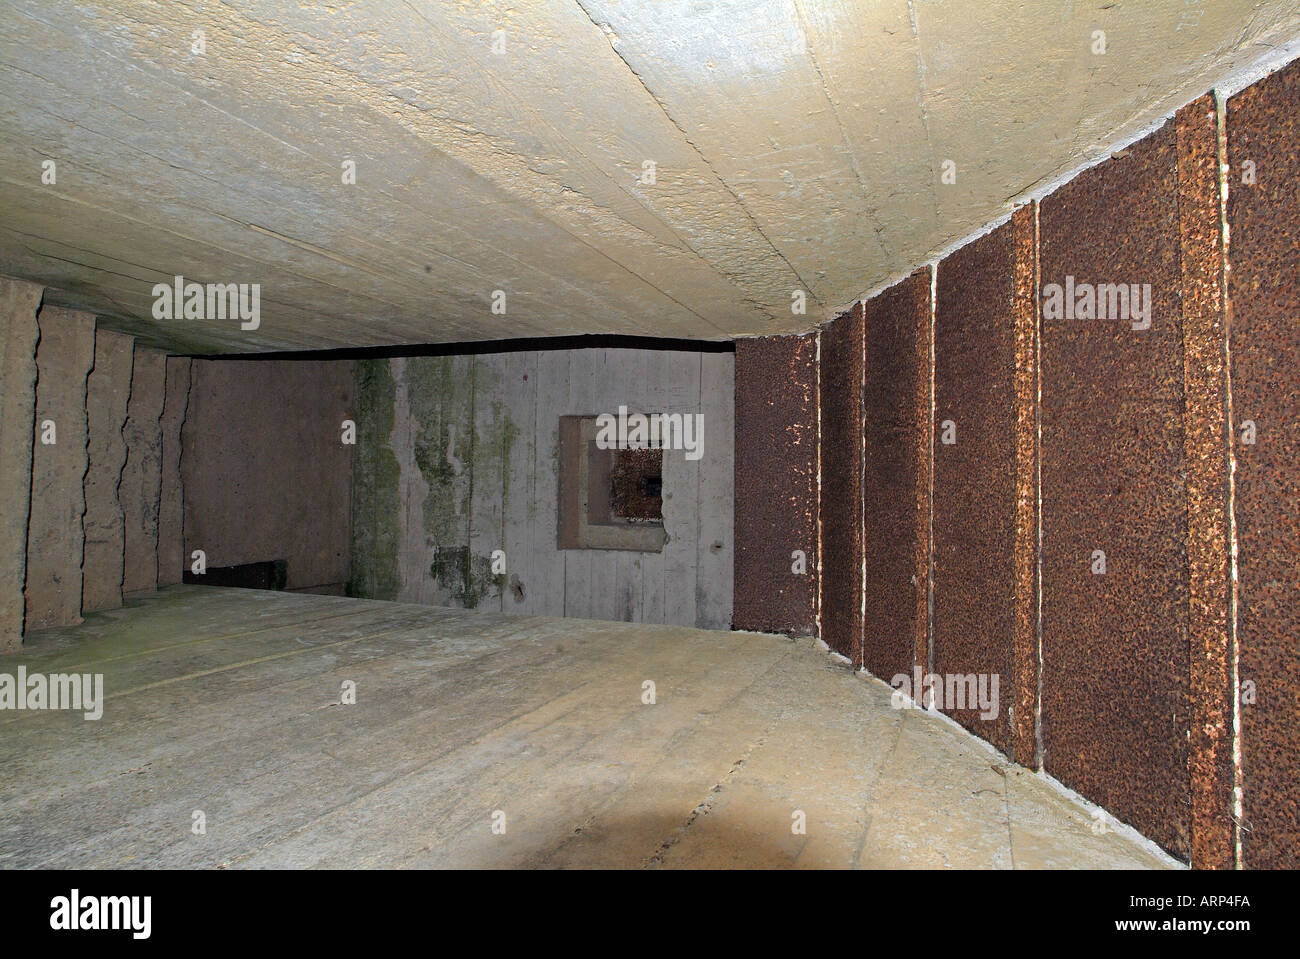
[861,270,931,684]
[1227,59,1300,871]
[827,75,1300,868]
[734,335,818,636]
[932,211,1037,763]
[1039,119,1192,861]
[1176,95,1236,871]
[818,304,864,664]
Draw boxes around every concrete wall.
[158,357,193,588]
[0,277,41,652]
[0,281,185,647]
[121,345,167,596]
[350,347,734,629]
[182,359,356,593]
[82,329,134,613]
[25,306,95,630]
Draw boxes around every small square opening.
[557,415,666,551]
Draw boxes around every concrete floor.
[1,586,1176,869]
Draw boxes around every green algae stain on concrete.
[495,394,522,522]
[414,439,456,487]
[347,358,400,600]
[430,545,506,609]
[400,356,500,608]
[354,354,528,610]
[403,356,471,568]
[462,357,510,609]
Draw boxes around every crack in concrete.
[10,7,724,343]
[851,706,906,867]
[790,0,892,268]
[570,0,826,313]
[515,645,801,867]
[993,761,1017,869]
[389,1,744,336]
[641,734,765,868]
[905,0,941,231]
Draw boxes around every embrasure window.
[557,415,666,552]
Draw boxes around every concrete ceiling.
[2,1,1297,353]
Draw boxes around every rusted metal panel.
[1039,120,1191,861]
[1227,60,1300,870]
[861,269,931,683]
[733,334,819,636]
[819,306,864,663]
[933,211,1036,762]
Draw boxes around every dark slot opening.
[184,559,288,591]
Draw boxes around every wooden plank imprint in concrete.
[1,587,1178,869]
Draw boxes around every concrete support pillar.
[24,306,95,631]
[158,356,192,587]
[0,277,42,652]
[121,346,167,596]
[83,328,135,613]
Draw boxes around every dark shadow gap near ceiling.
[185,333,735,361]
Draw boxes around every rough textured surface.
[933,215,1035,759]
[183,359,356,594]
[0,276,42,652]
[1039,121,1191,862]
[349,359,401,602]
[82,328,134,613]
[1,2,1298,351]
[1227,59,1300,870]
[818,305,864,664]
[1009,206,1040,770]
[158,357,193,588]
[350,348,733,628]
[1175,94,1235,870]
[733,335,819,636]
[861,270,931,683]
[24,306,94,630]
[2,586,1177,869]
[121,347,167,596]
